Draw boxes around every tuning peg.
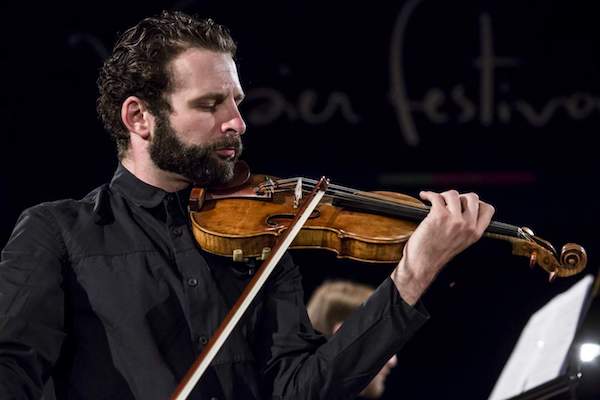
[529,252,537,268]
[522,227,535,236]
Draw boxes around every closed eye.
[188,94,226,111]
[196,103,218,112]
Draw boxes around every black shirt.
[0,164,428,400]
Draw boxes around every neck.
[121,156,191,193]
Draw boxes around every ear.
[120,96,154,141]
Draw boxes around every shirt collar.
[110,163,191,209]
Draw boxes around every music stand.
[488,274,595,400]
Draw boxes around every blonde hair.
[307,280,374,335]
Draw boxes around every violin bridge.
[293,178,303,208]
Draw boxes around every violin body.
[190,174,422,263]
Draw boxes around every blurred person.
[308,281,398,398]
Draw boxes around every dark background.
[1,0,599,398]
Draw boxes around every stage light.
[579,343,600,363]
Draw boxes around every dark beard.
[149,113,243,186]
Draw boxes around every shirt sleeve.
[0,205,67,399]
[256,253,429,400]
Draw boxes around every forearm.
[390,256,440,306]
[262,274,428,399]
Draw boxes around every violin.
[173,161,587,399]
[189,161,586,279]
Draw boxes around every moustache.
[210,135,243,155]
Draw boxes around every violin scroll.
[506,232,587,280]
[558,243,588,277]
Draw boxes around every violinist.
[0,10,494,400]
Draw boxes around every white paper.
[488,274,593,400]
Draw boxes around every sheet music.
[488,275,593,400]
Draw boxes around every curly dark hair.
[97,10,237,159]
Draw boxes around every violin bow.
[171,177,329,400]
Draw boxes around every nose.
[221,101,246,136]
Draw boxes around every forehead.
[168,48,241,96]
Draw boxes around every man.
[0,10,494,400]
[307,281,397,399]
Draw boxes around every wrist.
[390,257,438,306]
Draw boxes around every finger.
[440,190,461,215]
[419,191,446,212]
[475,202,495,234]
[459,193,479,225]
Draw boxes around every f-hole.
[266,210,321,227]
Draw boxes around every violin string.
[266,179,521,238]
[271,179,428,213]
[273,180,416,211]
[271,181,437,224]
[271,179,499,229]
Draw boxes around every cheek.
[172,116,217,144]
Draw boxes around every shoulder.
[12,184,116,247]
[4,183,125,263]
[23,184,108,226]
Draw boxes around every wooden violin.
[189,161,587,279]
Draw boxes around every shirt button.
[199,335,208,345]
[187,277,198,287]
[172,226,183,237]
